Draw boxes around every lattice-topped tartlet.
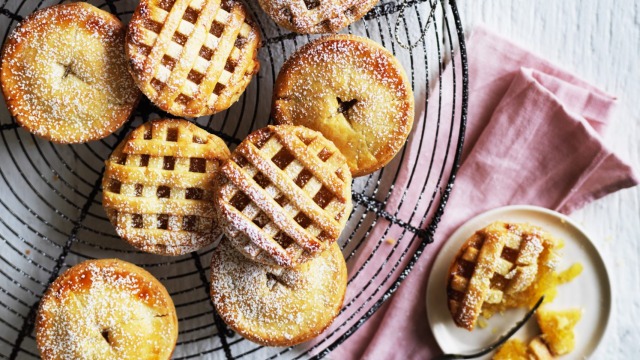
[126,0,261,117]
[102,119,230,255]
[257,0,379,34]
[215,125,352,267]
[447,221,561,331]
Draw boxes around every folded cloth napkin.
[330,25,639,359]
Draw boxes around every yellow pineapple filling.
[481,239,583,320]
[484,237,583,359]
[492,308,582,359]
[471,227,585,359]
[494,336,556,360]
[477,317,489,329]
[493,339,528,360]
[537,308,582,355]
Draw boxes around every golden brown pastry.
[447,222,560,331]
[214,125,352,267]
[528,336,555,360]
[103,119,230,255]
[210,239,347,346]
[36,259,178,360]
[257,0,379,34]
[0,3,141,144]
[126,0,261,117]
[273,34,414,177]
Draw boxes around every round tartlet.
[125,0,261,117]
[257,0,379,34]
[36,259,178,360]
[272,34,414,177]
[214,125,352,267]
[102,119,230,255]
[210,239,347,346]
[0,3,141,144]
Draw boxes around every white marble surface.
[455,1,640,358]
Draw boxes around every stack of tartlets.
[0,0,417,357]
[125,0,262,117]
[211,124,353,345]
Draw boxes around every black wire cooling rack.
[0,0,467,358]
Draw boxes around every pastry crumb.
[385,238,396,245]
[477,317,488,329]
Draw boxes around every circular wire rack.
[0,0,467,358]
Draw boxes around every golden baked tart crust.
[126,0,261,117]
[36,259,178,360]
[447,222,560,331]
[215,125,352,267]
[257,0,379,34]
[273,34,414,177]
[103,119,230,255]
[210,239,347,347]
[0,3,141,144]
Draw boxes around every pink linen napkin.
[328,25,639,359]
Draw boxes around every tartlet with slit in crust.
[102,119,230,255]
[273,34,414,177]
[36,259,178,360]
[210,239,347,346]
[214,125,352,268]
[0,2,141,144]
[126,0,261,117]
[257,0,379,34]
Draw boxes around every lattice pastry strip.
[446,222,556,330]
[215,125,352,267]
[126,0,261,117]
[103,119,230,256]
[233,166,308,263]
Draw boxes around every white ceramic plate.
[426,205,611,359]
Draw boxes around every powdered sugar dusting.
[273,35,414,176]
[102,119,230,256]
[258,0,379,33]
[447,222,562,331]
[125,0,261,117]
[0,3,140,144]
[210,240,347,346]
[36,259,177,359]
[215,125,352,267]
